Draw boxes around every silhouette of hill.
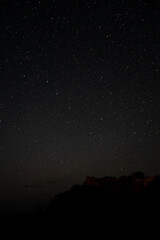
[45,172,160,221]
[1,172,160,227]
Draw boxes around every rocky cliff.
[45,172,160,219]
[83,173,156,193]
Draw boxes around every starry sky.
[1,0,160,210]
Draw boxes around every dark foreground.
[1,172,160,229]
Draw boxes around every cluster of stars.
[1,0,160,207]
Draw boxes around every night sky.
[1,0,160,212]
